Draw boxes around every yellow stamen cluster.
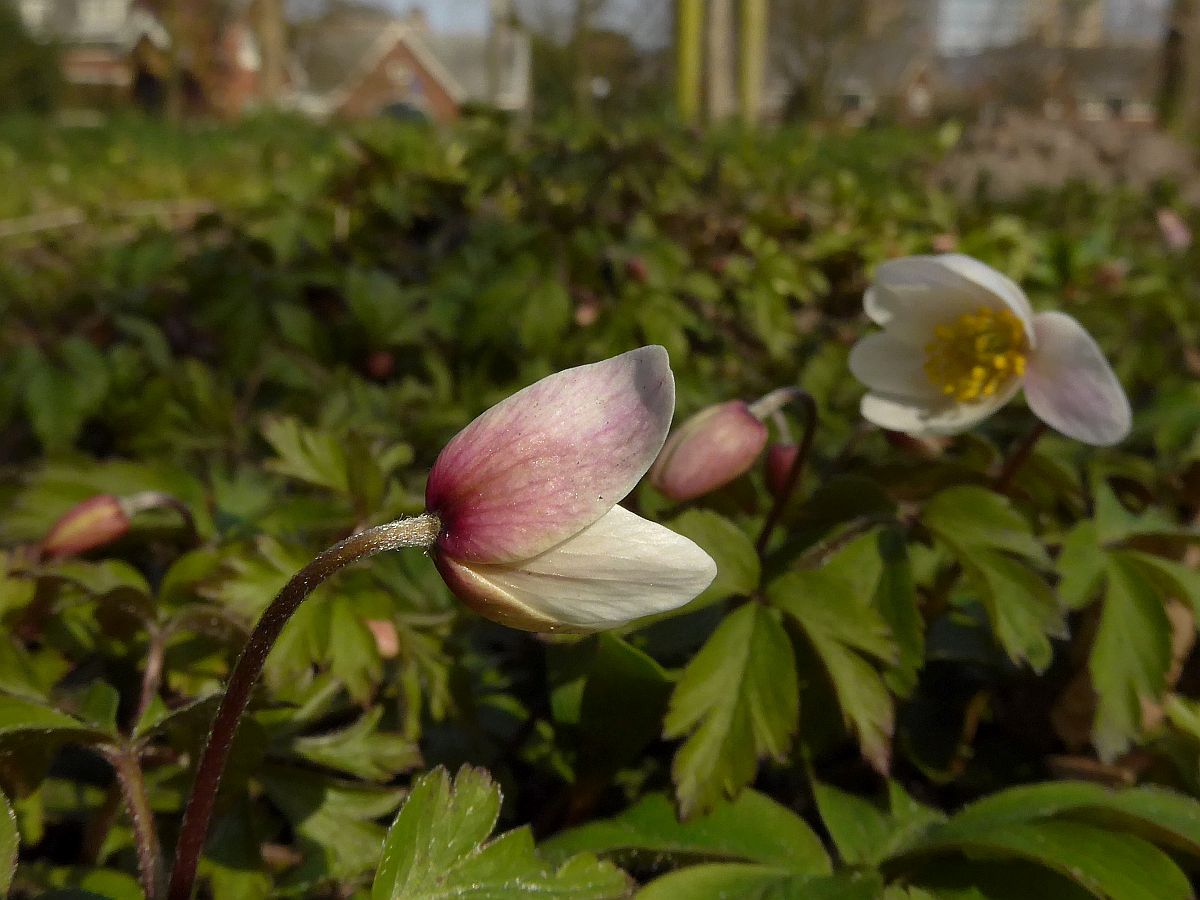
[924,306,1029,403]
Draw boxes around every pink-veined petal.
[435,506,717,632]
[427,346,674,564]
[861,376,1021,437]
[1024,312,1131,446]
[848,332,943,402]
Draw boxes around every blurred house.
[287,4,531,122]
[12,0,264,115]
[765,0,1164,125]
[11,0,531,122]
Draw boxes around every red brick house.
[289,7,530,122]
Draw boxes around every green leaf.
[262,416,351,494]
[0,694,108,743]
[575,634,672,784]
[261,766,405,886]
[0,788,17,897]
[769,542,897,773]
[1090,552,1171,761]
[76,682,120,735]
[1057,521,1106,610]
[540,790,830,873]
[664,510,760,610]
[1092,482,1175,544]
[638,865,882,900]
[812,780,942,867]
[941,781,1200,857]
[963,548,1062,672]
[874,528,923,697]
[288,708,422,782]
[371,765,629,900]
[1122,550,1200,617]
[905,820,1190,900]
[663,604,799,817]
[922,486,1049,566]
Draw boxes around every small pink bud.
[1157,208,1192,253]
[366,350,395,380]
[41,495,131,559]
[765,443,800,497]
[625,256,649,283]
[365,619,400,659]
[931,232,958,253]
[649,401,768,503]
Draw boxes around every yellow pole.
[739,0,767,125]
[677,0,703,124]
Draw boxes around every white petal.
[861,377,1021,437]
[848,333,942,401]
[436,506,717,632]
[936,254,1035,338]
[866,255,1034,344]
[1024,312,1131,446]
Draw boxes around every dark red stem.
[167,516,439,900]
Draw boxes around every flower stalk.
[105,746,164,900]
[993,421,1049,494]
[756,390,818,556]
[167,515,440,900]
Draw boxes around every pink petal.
[1024,312,1131,446]
[427,346,674,564]
[648,401,768,502]
[435,506,717,632]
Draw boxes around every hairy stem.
[756,391,818,556]
[993,421,1048,494]
[167,515,441,900]
[132,627,167,731]
[107,747,164,899]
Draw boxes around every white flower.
[849,254,1131,446]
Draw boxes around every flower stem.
[756,391,818,557]
[167,515,440,900]
[993,421,1048,494]
[106,746,164,899]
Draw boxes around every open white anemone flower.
[426,346,717,633]
[849,254,1131,446]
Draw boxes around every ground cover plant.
[1,115,1200,898]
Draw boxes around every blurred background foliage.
[1,111,1200,898]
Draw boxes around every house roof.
[20,0,170,49]
[290,5,531,114]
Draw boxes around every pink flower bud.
[1157,208,1192,253]
[365,619,400,659]
[41,495,131,559]
[765,443,800,497]
[425,346,716,632]
[649,401,768,502]
[931,232,958,253]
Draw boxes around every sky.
[381,0,1165,51]
[381,0,671,43]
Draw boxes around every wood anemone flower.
[849,254,1131,446]
[425,345,717,632]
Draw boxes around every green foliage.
[372,766,629,899]
[2,115,1200,898]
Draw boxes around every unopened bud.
[765,444,800,498]
[365,619,400,659]
[1157,208,1192,253]
[649,401,768,502]
[41,495,131,559]
[625,256,649,283]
